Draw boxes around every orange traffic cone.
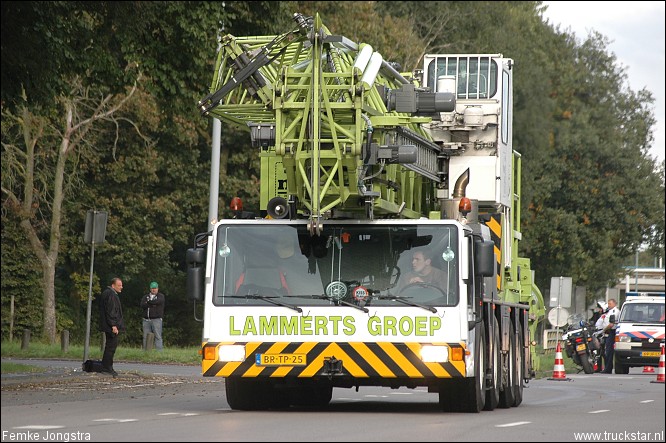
[651,346,665,384]
[643,366,655,373]
[548,342,571,381]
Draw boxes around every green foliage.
[297,1,427,71]
[526,31,664,295]
[2,1,663,344]
[0,213,43,339]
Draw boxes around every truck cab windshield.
[212,222,459,308]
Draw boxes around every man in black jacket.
[98,277,125,377]
[140,281,165,351]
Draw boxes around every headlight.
[617,336,631,343]
[420,345,449,363]
[217,344,246,362]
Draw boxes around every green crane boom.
[198,13,453,234]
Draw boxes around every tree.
[1,74,147,343]
[2,1,287,345]
[526,31,664,294]
[1,2,663,345]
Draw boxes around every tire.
[441,321,486,413]
[580,351,594,374]
[225,378,278,410]
[288,385,333,408]
[498,326,516,408]
[513,327,524,407]
[484,317,500,411]
[614,358,629,374]
[437,379,461,412]
[225,377,256,410]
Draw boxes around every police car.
[614,292,665,374]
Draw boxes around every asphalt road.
[2,358,664,442]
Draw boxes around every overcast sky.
[541,1,665,162]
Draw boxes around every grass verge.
[1,340,200,365]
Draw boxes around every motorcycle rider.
[591,301,608,372]
[590,301,606,325]
[596,299,620,374]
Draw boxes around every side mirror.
[474,240,495,277]
[186,247,206,302]
[609,314,616,324]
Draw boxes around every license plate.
[576,343,586,352]
[255,353,306,366]
[641,351,660,357]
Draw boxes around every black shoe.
[102,367,118,378]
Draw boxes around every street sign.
[549,276,572,308]
[84,210,108,244]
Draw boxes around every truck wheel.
[512,327,524,407]
[484,317,500,411]
[464,320,487,412]
[288,385,333,407]
[442,321,486,412]
[312,386,333,406]
[226,377,258,410]
[498,327,516,408]
[225,378,279,410]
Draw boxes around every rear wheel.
[513,327,524,407]
[580,351,594,374]
[484,317,500,411]
[614,358,629,374]
[288,385,333,408]
[498,327,516,408]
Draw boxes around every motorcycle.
[561,315,604,374]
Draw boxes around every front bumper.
[614,347,662,367]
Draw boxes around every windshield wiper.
[287,295,369,313]
[229,294,302,313]
[374,294,437,313]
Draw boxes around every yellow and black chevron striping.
[203,342,466,379]
[481,213,503,290]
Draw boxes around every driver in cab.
[395,249,447,294]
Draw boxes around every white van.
[614,292,665,374]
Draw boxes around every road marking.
[589,410,610,414]
[93,419,138,423]
[496,421,531,427]
[640,400,654,403]
[158,412,200,416]
[14,426,64,430]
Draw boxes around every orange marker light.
[459,197,472,215]
[230,197,243,211]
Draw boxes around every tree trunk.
[41,258,57,343]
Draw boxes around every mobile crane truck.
[187,12,546,412]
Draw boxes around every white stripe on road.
[14,426,64,430]
[496,421,531,427]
